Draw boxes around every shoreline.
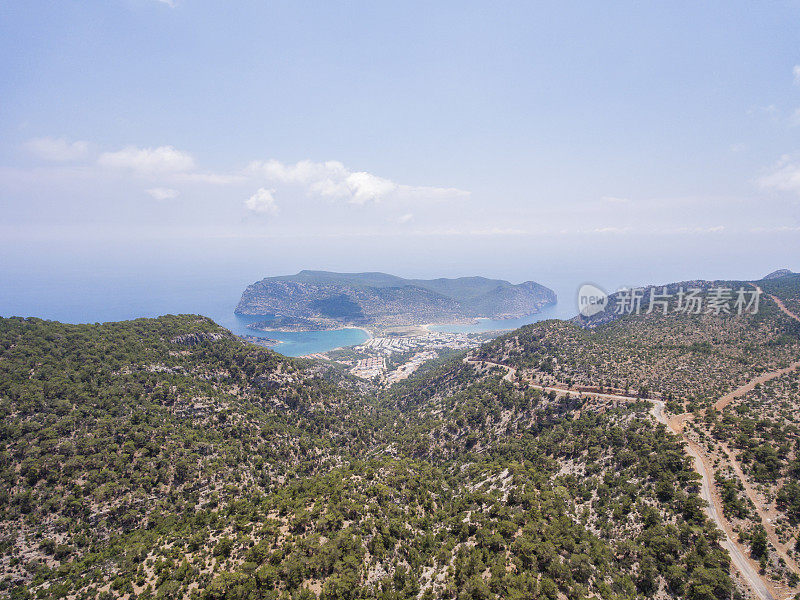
[243,303,561,357]
[237,306,562,358]
[253,313,547,337]
[241,298,559,339]
[249,324,373,337]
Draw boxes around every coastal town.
[312,329,495,383]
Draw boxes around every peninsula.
[235,270,556,330]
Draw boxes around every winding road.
[466,290,800,600]
[466,287,800,599]
[768,292,800,324]
[714,359,800,411]
[651,400,775,600]
[717,442,800,582]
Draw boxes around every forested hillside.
[0,314,738,600]
[459,273,800,599]
[476,278,800,410]
[0,316,381,599]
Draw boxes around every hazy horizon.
[0,244,793,325]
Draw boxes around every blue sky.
[1,0,799,287]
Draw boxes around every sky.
[1,0,800,298]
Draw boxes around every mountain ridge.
[235,270,556,327]
[763,268,795,280]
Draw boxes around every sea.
[0,269,580,357]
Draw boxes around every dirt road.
[767,292,800,323]
[464,358,640,402]
[651,401,775,600]
[465,356,779,599]
[714,359,800,411]
[717,442,800,578]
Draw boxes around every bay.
[0,270,578,357]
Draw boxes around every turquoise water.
[228,300,569,355]
[0,272,372,358]
[214,313,370,357]
[0,270,576,358]
[265,328,370,357]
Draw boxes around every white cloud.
[248,159,468,204]
[794,65,800,85]
[155,0,176,6]
[146,187,179,200]
[398,213,414,224]
[253,159,346,185]
[345,171,398,203]
[98,145,195,174]
[25,137,89,161]
[245,188,279,214]
[758,155,800,195]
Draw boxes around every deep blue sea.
[0,269,578,357]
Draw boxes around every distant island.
[235,270,556,330]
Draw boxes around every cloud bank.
[248,159,469,204]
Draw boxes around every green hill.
[0,312,734,600]
[235,271,556,328]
